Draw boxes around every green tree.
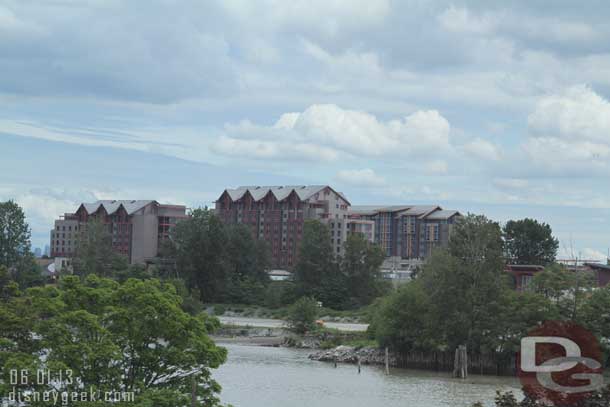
[0,200,32,268]
[72,218,129,277]
[0,200,41,287]
[292,220,350,309]
[341,233,387,306]
[532,263,595,321]
[225,224,270,304]
[287,296,319,334]
[172,208,229,302]
[421,214,507,351]
[372,280,433,353]
[0,275,228,406]
[503,218,559,266]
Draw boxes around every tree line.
[369,214,609,372]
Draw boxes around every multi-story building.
[348,205,461,259]
[50,200,188,264]
[216,185,350,269]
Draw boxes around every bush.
[287,296,319,334]
[213,304,226,316]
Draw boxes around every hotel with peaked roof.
[216,185,351,269]
[50,200,188,264]
[215,185,462,269]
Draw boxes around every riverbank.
[309,345,396,366]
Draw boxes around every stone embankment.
[308,345,397,366]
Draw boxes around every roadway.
[218,316,369,332]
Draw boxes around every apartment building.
[50,200,188,264]
[216,185,350,269]
[348,205,461,259]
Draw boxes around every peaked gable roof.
[218,185,350,205]
[79,200,156,216]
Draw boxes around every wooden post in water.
[357,356,361,374]
[385,347,390,375]
[191,375,197,407]
[453,345,468,379]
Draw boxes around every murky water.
[214,344,521,407]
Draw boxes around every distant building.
[34,247,42,258]
[505,264,545,291]
[348,205,461,259]
[267,269,292,281]
[43,244,50,257]
[50,200,188,264]
[216,185,350,269]
[506,261,610,291]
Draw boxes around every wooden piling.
[453,345,468,379]
[385,347,390,375]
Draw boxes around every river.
[214,344,521,407]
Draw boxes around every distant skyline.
[1,0,609,261]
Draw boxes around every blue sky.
[1,0,609,260]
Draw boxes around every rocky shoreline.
[308,345,398,366]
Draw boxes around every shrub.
[287,296,319,334]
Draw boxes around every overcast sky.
[1,0,610,259]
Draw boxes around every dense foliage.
[170,208,271,304]
[0,274,227,407]
[286,296,319,334]
[370,214,610,366]
[504,218,559,266]
[293,220,388,309]
[0,200,42,288]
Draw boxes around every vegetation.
[286,296,319,334]
[170,208,271,304]
[0,200,42,288]
[294,220,389,310]
[0,275,227,407]
[503,218,559,266]
[370,213,610,370]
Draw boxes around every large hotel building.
[215,185,461,269]
[50,200,188,264]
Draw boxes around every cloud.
[523,86,610,174]
[213,104,451,161]
[334,168,386,187]
[493,178,529,190]
[463,138,502,161]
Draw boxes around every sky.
[1,0,610,260]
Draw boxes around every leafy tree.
[0,200,41,287]
[503,218,559,266]
[293,220,335,298]
[287,296,319,334]
[172,208,229,302]
[0,275,228,406]
[532,263,595,321]
[371,280,433,353]
[225,224,270,304]
[0,200,32,269]
[72,218,129,277]
[421,214,507,351]
[341,233,386,307]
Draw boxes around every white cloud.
[214,104,451,161]
[437,6,496,35]
[335,168,386,187]
[463,138,502,161]
[528,85,610,142]
[523,86,610,174]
